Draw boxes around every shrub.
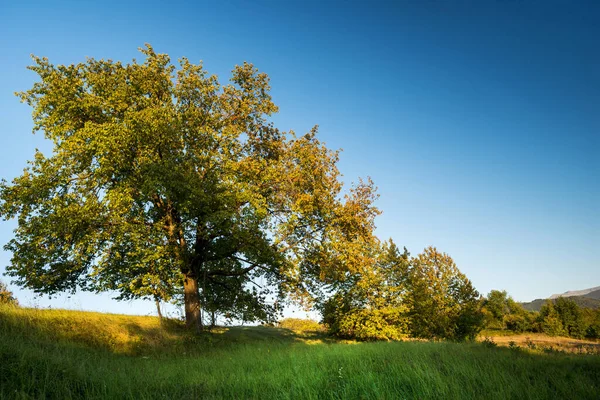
[454,303,485,341]
[278,318,324,333]
[481,337,497,348]
[542,315,567,337]
[335,307,409,341]
[553,297,586,338]
[504,314,528,333]
[584,318,600,339]
[321,291,409,341]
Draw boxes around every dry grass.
[0,306,188,354]
[479,332,600,354]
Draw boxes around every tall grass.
[1,305,599,399]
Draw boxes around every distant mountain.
[549,286,600,299]
[520,286,600,312]
[583,289,600,300]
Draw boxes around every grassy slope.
[1,306,599,399]
[585,289,600,300]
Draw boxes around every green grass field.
[1,305,599,399]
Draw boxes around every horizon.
[1,0,598,318]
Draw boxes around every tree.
[0,280,18,306]
[538,301,567,337]
[482,289,531,332]
[583,308,600,339]
[406,247,483,340]
[536,298,587,338]
[321,243,482,341]
[320,239,411,340]
[553,297,585,338]
[482,290,510,329]
[0,45,380,330]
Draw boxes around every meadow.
[1,305,599,399]
[479,329,600,355]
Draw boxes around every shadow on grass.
[0,306,340,357]
[216,325,341,346]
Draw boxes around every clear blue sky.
[0,0,598,316]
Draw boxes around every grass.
[1,305,599,399]
[480,330,600,354]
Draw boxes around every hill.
[521,286,600,311]
[549,286,600,299]
[521,296,600,312]
[1,305,599,399]
[584,289,600,300]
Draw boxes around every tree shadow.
[0,306,342,357]
[215,325,340,346]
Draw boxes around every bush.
[583,309,600,339]
[335,307,409,341]
[553,297,585,339]
[504,314,528,333]
[454,304,485,341]
[321,293,408,341]
[585,325,599,339]
[277,318,324,333]
[542,315,567,337]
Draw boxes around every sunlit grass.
[479,330,600,354]
[1,305,599,399]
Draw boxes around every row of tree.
[0,46,594,344]
[481,290,600,339]
[320,243,482,341]
[318,260,600,341]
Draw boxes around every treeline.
[482,290,600,339]
[317,241,600,342]
[320,242,482,341]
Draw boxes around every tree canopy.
[321,244,483,341]
[0,45,379,329]
[0,281,18,306]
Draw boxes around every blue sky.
[0,0,598,316]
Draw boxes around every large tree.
[0,45,379,330]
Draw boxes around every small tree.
[482,290,510,329]
[553,297,585,338]
[0,281,18,306]
[482,289,532,332]
[583,308,600,339]
[406,247,483,340]
[320,239,411,340]
[322,243,483,341]
[538,301,567,337]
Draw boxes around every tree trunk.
[155,296,163,320]
[211,310,216,328]
[184,274,203,332]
